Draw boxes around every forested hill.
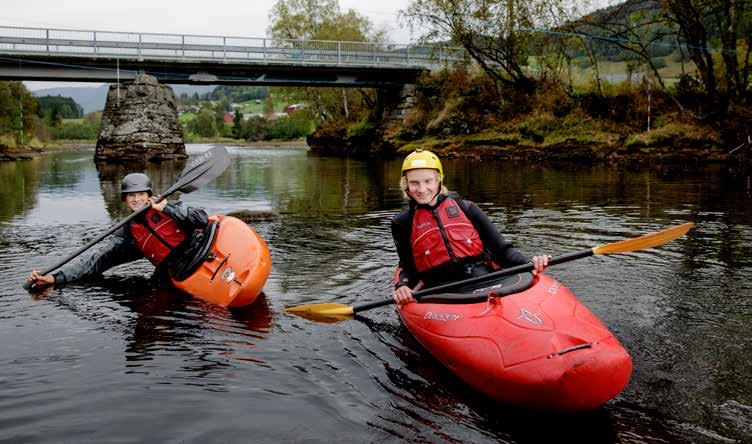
[29,84,216,114]
[567,0,676,60]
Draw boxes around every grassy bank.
[396,111,726,163]
[309,69,744,163]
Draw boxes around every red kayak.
[398,272,632,411]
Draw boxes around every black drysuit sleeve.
[53,226,143,285]
[162,201,209,230]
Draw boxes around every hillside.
[29,84,216,113]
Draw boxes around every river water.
[1,145,750,443]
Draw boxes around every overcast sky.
[3,0,414,90]
[2,0,414,42]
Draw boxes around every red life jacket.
[130,208,187,266]
[410,197,484,272]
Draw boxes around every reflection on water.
[1,144,750,443]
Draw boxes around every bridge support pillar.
[95,74,187,162]
[381,84,417,132]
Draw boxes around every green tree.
[188,108,217,137]
[264,94,275,117]
[0,81,38,145]
[268,0,380,124]
[232,110,244,138]
[37,96,84,121]
[662,0,751,107]
[403,0,567,90]
[210,86,269,102]
[268,0,340,40]
[50,108,62,127]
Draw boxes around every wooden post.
[647,79,652,132]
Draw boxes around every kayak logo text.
[189,151,212,170]
[424,312,462,322]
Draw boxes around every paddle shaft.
[350,249,594,313]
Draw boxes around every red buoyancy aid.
[130,208,188,267]
[410,197,484,272]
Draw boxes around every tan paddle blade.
[286,303,355,316]
[593,222,694,255]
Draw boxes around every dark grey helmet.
[120,173,153,200]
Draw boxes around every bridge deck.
[0,26,465,86]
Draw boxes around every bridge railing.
[0,26,466,68]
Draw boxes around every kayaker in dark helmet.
[27,172,211,288]
[391,149,551,306]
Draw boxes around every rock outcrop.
[95,74,186,162]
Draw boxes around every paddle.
[286,222,694,317]
[23,146,231,292]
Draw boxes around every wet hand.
[530,255,552,275]
[31,284,55,300]
[149,197,167,212]
[28,270,55,288]
[392,285,415,306]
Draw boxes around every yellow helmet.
[401,149,443,177]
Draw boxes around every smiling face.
[124,192,150,212]
[405,168,441,205]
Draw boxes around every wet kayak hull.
[398,273,632,411]
[171,215,271,307]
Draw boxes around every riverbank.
[0,141,96,160]
[0,138,308,161]
[394,118,735,164]
[308,112,741,164]
[307,71,751,165]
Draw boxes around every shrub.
[240,113,312,141]
[52,119,99,139]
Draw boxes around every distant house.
[284,103,307,115]
[223,112,235,123]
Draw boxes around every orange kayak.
[171,215,271,307]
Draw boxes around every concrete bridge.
[0,26,465,87]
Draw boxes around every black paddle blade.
[164,146,230,196]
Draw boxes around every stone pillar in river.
[381,84,417,134]
[95,74,186,162]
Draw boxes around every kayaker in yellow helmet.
[391,149,551,306]
[27,173,212,289]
